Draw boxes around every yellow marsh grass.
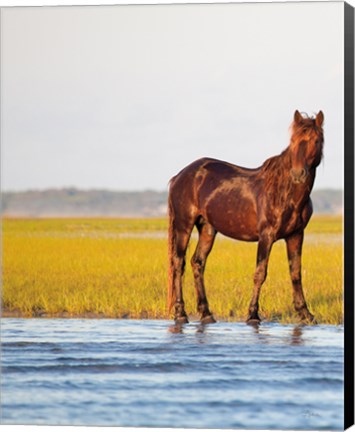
[2,216,343,323]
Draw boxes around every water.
[1,319,344,430]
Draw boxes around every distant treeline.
[1,188,343,217]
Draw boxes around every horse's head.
[289,110,324,184]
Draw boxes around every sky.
[1,1,344,192]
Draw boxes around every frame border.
[344,1,354,429]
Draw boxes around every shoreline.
[0,309,344,326]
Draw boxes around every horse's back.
[169,158,260,240]
[170,157,259,187]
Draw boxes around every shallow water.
[1,319,344,430]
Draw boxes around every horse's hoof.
[300,314,317,325]
[298,309,317,325]
[175,316,189,324]
[246,315,261,325]
[201,314,216,324]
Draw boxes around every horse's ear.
[294,110,303,124]
[316,111,324,127]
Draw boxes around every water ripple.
[1,319,344,429]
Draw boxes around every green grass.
[2,216,343,324]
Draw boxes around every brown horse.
[167,110,324,324]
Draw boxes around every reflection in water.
[246,321,306,346]
[168,323,185,334]
[167,321,212,343]
[168,320,306,347]
[246,320,261,329]
[167,321,213,335]
[196,324,205,334]
[291,325,305,346]
[250,321,271,344]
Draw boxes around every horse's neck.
[262,150,315,209]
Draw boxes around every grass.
[2,215,343,324]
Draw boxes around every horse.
[167,110,324,325]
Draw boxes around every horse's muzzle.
[291,167,308,184]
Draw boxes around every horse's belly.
[204,194,258,241]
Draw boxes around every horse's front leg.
[247,233,274,323]
[285,231,315,323]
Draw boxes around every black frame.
[344,1,354,429]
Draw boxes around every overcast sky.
[1,1,344,192]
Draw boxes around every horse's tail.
[167,180,176,315]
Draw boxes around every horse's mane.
[258,149,293,207]
[260,148,292,177]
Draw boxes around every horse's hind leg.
[191,218,216,324]
[169,223,194,324]
[247,232,274,323]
